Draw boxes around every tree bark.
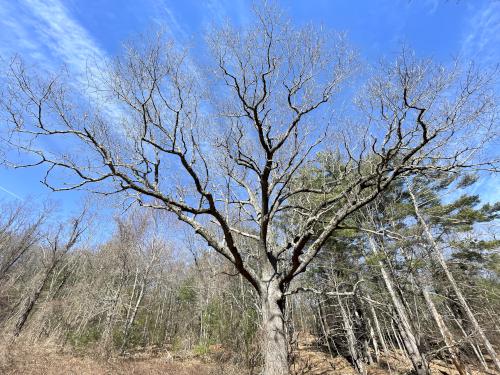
[121,275,146,351]
[399,231,469,375]
[13,255,60,336]
[448,305,489,371]
[409,187,500,372]
[366,291,388,354]
[368,236,429,375]
[261,281,288,375]
[317,299,334,358]
[13,273,48,336]
[421,288,469,375]
[338,292,367,375]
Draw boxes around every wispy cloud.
[470,174,500,205]
[24,0,107,68]
[150,0,190,42]
[204,0,250,27]
[0,0,127,124]
[0,184,23,200]
[460,1,500,205]
[462,1,500,66]
[1,0,108,86]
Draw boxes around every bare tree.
[1,5,496,374]
[0,202,46,281]
[12,211,85,336]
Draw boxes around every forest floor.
[0,334,498,375]
[290,333,498,375]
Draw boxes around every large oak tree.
[1,5,496,374]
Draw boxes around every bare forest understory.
[1,333,499,375]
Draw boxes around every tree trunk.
[369,323,380,363]
[399,233,469,375]
[13,261,56,336]
[409,187,500,372]
[354,298,374,366]
[317,299,334,358]
[261,281,288,375]
[368,236,429,375]
[121,276,146,351]
[338,292,367,375]
[366,291,388,354]
[391,319,405,354]
[102,280,124,350]
[448,305,489,371]
[14,275,46,336]
[421,288,469,375]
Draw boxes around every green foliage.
[193,342,213,356]
[177,278,197,304]
[66,324,102,348]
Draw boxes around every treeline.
[0,205,259,365]
[290,172,500,374]
[0,172,498,374]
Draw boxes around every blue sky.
[0,0,499,212]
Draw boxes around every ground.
[0,335,498,375]
[290,333,499,375]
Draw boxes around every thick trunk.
[261,282,288,375]
[102,282,124,350]
[354,299,373,366]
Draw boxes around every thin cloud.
[0,184,23,200]
[22,0,107,69]
[204,0,250,26]
[0,0,126,123]
[462,1,500,66]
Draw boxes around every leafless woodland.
[0,4,499,375]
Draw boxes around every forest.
[0,3,499,375]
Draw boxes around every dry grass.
[0,336,498,375]
[0,341,245,375]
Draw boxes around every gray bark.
[366,292,388,354]
[409,187,500,372]
[369,236,429,375]
[13,269,51,336]
[261,282,288,375]
[337,291,366,375]
[422,288,469,375]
